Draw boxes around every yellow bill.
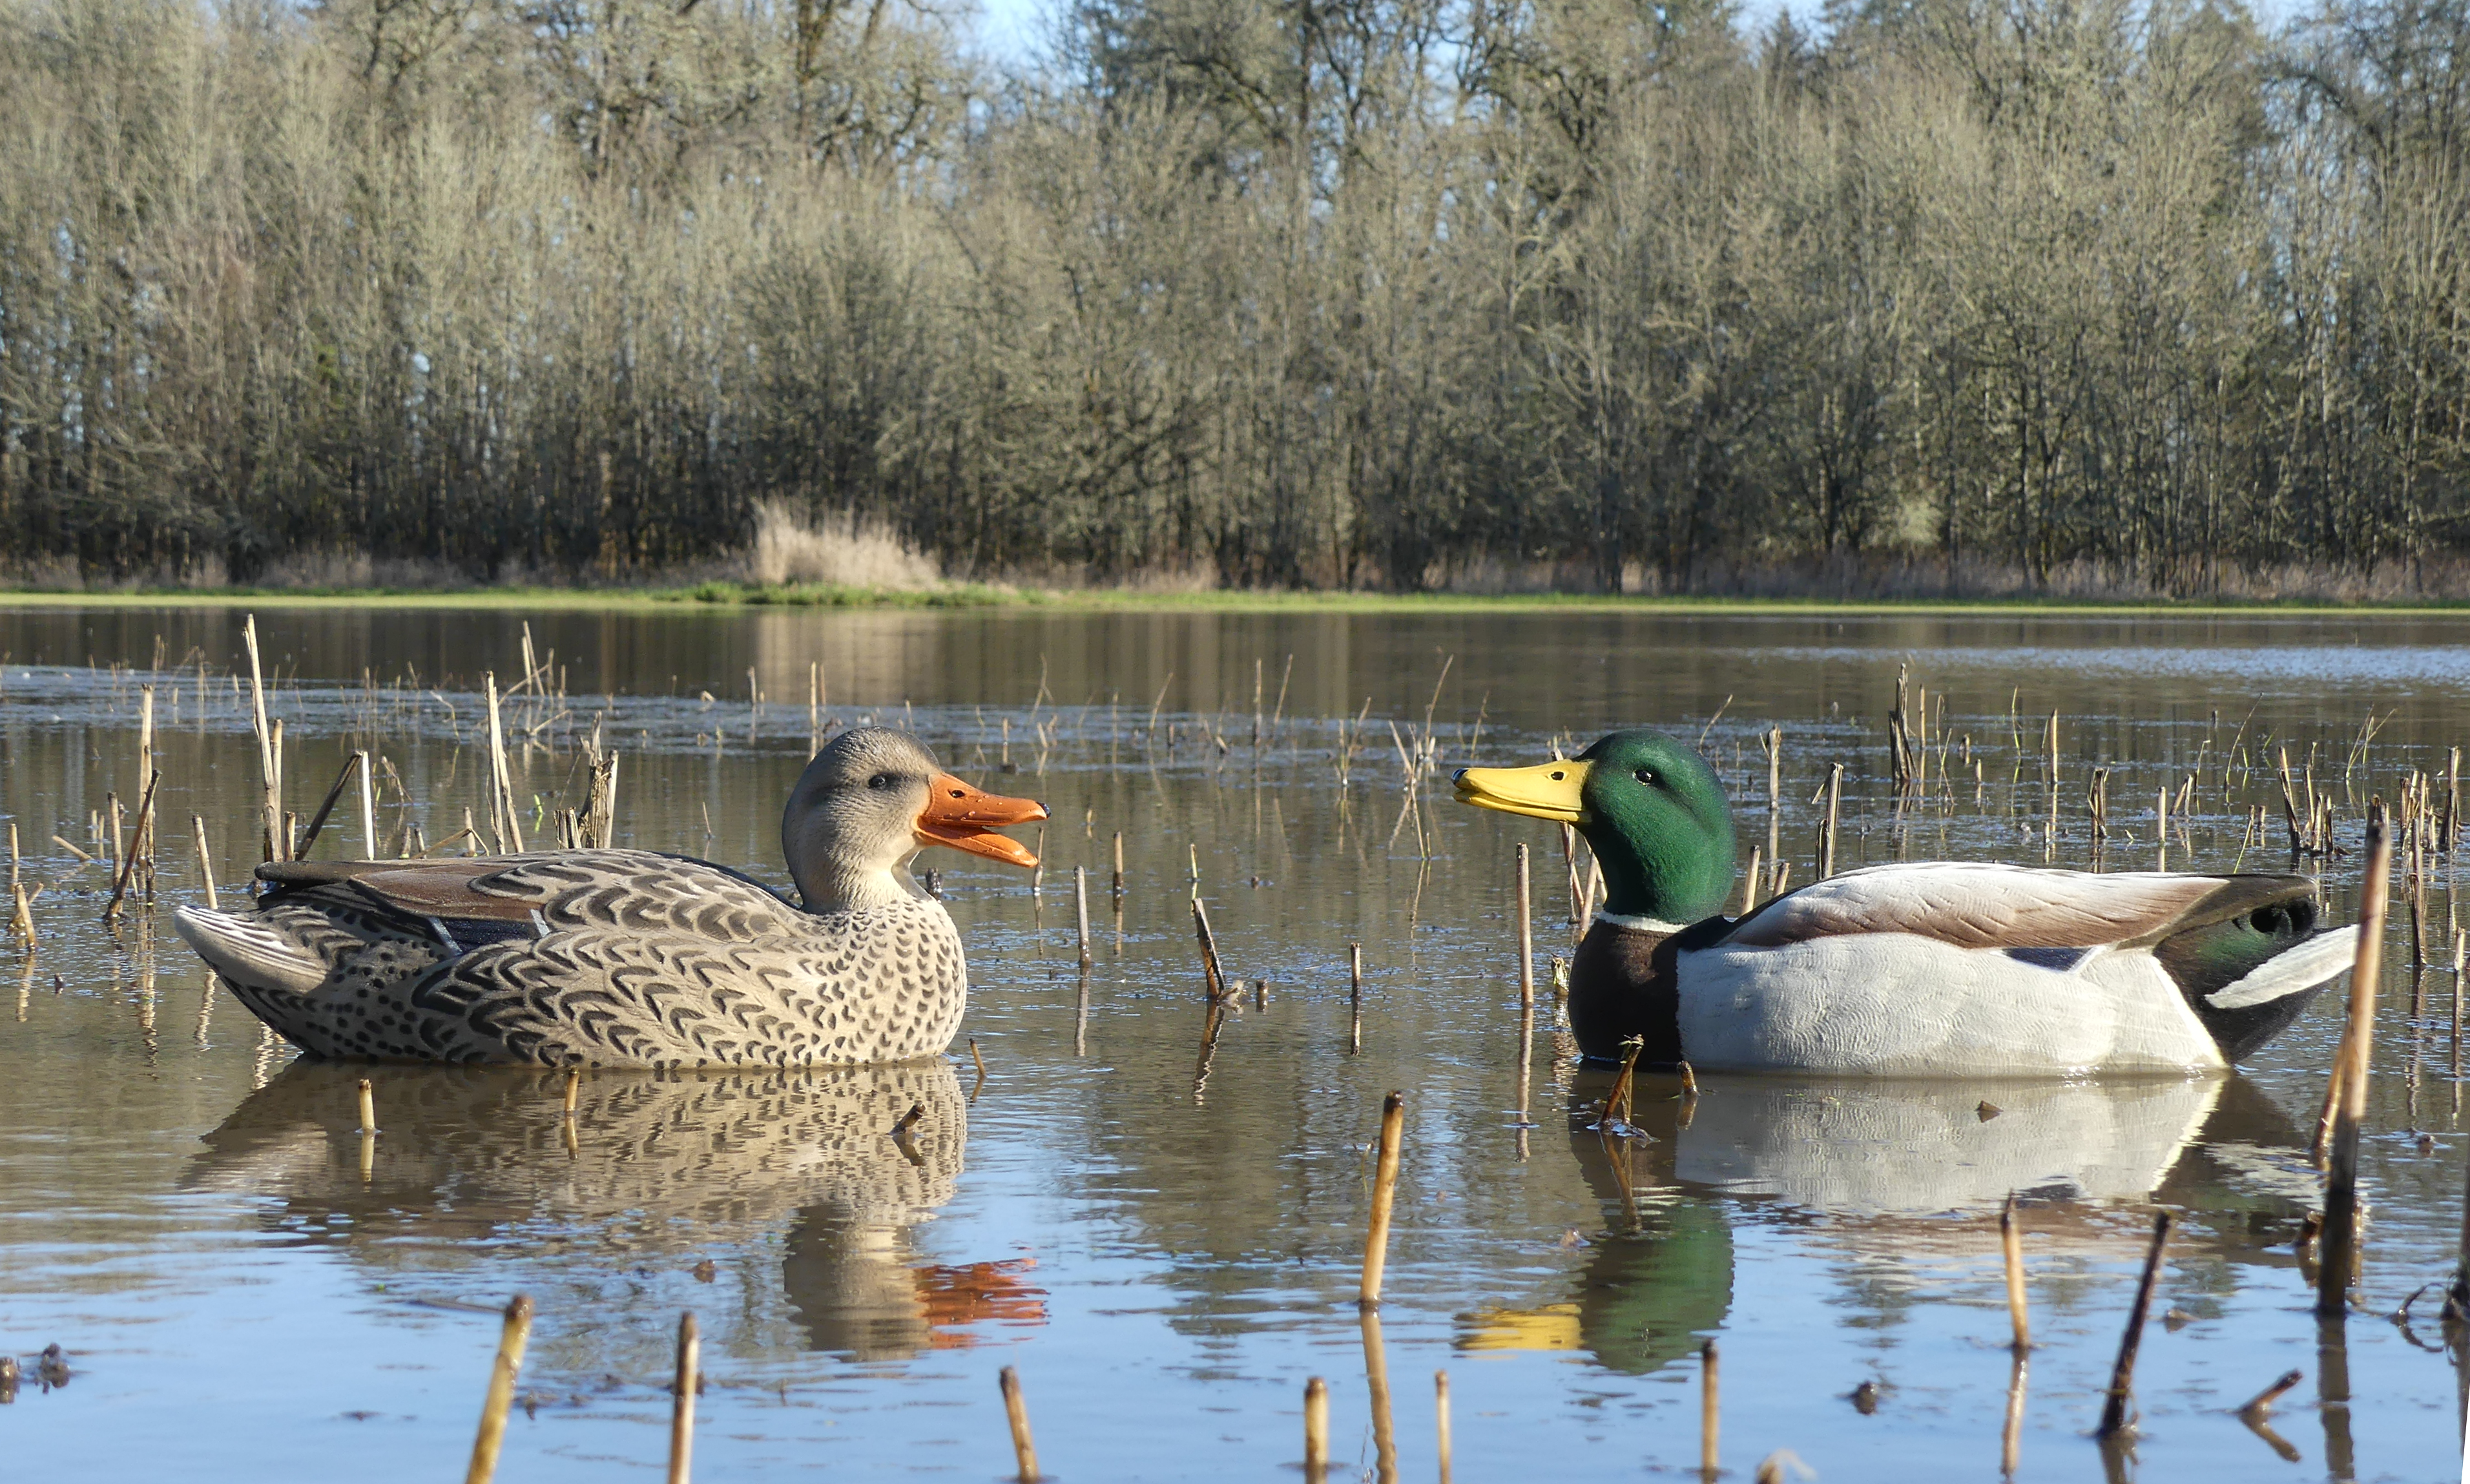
[1451,759,1593,823]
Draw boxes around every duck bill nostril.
[914,773,1046,867]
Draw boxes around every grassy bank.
[8,580,2470,618]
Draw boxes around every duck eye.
[1634,768,1657,786]
[868,773,895,790]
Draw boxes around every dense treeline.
[1,0,2465,593]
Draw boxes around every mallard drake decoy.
[174,727,1045,1066]
[1453,728,2358,1075]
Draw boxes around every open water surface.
[0,604,2463,1481]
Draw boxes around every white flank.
[1675,931,2226,1075]
[172,905,328,996]
[2206,925,2360,1009]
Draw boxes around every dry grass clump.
[747,502,942,590]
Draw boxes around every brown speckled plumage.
[175,728,1041,1068]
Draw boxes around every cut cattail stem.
[1739,845,1761,915]
[668,1312,698,1484]
[357,1078,377,1134]
[1190,897,1227,1000]
[2236,1368,2303,1419]
[1111,831,1125,898]
[2095,1211,2174,1437]
[463,1294,533,1484]
[2000,1193,2031,1351]
[1514,843,1535,1011]
[1699,1340,1719,1478]
[998,1365,1039,1481]
[1349,942,1364,1055]
[1820,764,1843,878]
[1074,867,1091,965]
[103,770,160,923]
[1434,1370,1454,1484]
[1359,1091,1406,1308]
[1303,1376,1329,1482]
[2318,801,2389,1315]
[191,815,218,911]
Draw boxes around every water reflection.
[185,1060,1042,1360]
[1461,1073,2317,1378]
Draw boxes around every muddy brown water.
[0,605,2462,1480]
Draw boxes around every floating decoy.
[1454,728,2356,1074]
[175,727,1044,1066]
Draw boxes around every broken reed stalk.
[1360,1091,1406,1308]
[561,1069,580,1117]
[1302,1376,1329,1482]
[1349,942,1364,1055]
[2237,1368,2304,1419]
[2318,801,2390,1315]
[1190,896,1228,1000]
[103,770,160,923]
[463,1294,534,1484]
[2095,1211,2174,1438]
[1074,867,1091,966]
[357,1077,377,1133]
[1819,764,1843,878]
[484,673,523,852]
[357,749,377,858]
[998,1365,1040,1482]
[1111,830,1125,898]
[295,752,364,858]
[668,1312,698,1484]
[191,815,218,910]
[1604,1038,1643,1128]
[2000,1193,2031,1351]
[1699,1341,1719,1478]
[242,615,281,863]
[1514,843,1535,1011]
[1434,1370,1453,1484]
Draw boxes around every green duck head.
[1452,728,1737,925]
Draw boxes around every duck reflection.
[1460,1071,2311,1374]
[186,1059,1042,1361]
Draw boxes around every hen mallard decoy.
[174,727,1045,1066]
[1453,728,2358,1075]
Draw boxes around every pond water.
[0,604,2463,1482]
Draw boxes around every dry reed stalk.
[561,1069,581,1117]
[2237,1368,2303,1419]
[1699,1341,1719,1478]
[2000,1193,2030,1351]
[1515,843,1535,1011]
[243,616,281,862]
[1074,867,1091,965]
[1763,727,1782,867]
[1558,821,1583,942]
[2317,803,2389,1313]
[1349,942,1364,1055]
[295,754,364,858]
[136,685,154,889]
[1820,764,1843,878]
[357,750,377,858]
[669,1312,698,1484]
[1603,1038,1643,1128]
[103,771,160,923]
[356,1077,377,1133]
[1302,1377,1329,1481]
[1111,831,1125,898]
[10,879,35,947]
[1190,897,1228,1000]
[997,1366,1039,1481]
[463,1295,533,1484]
[485,674,523,851]
[1739,845,1762,915]
[1360,1091,1406,1308]
[2095,1212,2173,1437]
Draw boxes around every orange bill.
[914,772,1048,867]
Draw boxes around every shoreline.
[4,582,2470,618]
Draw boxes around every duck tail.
[173,905,329,996]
